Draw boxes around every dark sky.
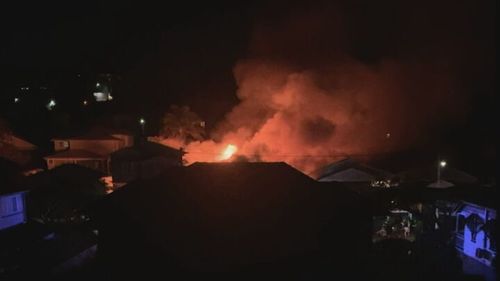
[1,1,494,101]
[0,1,253,120]
[0,0,496,173]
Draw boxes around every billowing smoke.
[160,1,492,174]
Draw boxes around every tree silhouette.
[160,105,205,143]
[465,213,484,243]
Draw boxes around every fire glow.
[151,5,465,175]
[153,56,457,175]
[217,144,238,161]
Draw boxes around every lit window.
[58,141,69,149]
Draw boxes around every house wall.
[110,134,134,148]
[46,158,74,169]
[140,157,179,179]
[54,140,69,151]
[0,192,27,230]
[46,159,108,173]
[110,161,139,183]
[53,139,126,155]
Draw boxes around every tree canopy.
[160,105,205,143]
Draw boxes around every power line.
[183,151,401,158]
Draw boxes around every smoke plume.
[162,1,492,174]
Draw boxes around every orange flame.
[217,144,238,161]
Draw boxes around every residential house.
[27,164,106,224]
[0,190,28,230]
[0,133,38,166]
[45,131,133,174]
[0,158,28,230]
[95,162,370,279]
[315,158,395,186]
[1,134,37,151]
[399,166,478,185]
[455,201,496,266]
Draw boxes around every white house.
[0,190,28,230]
[455,201,496,266]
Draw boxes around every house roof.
[2,134,37,150]
[111,141,183,161]
[44,149,106,160]
[399,166,478,184]
[51,131,121,141]
[52,135,120,141]
[427,180,455,189]
[97,162,364,271]
[315,158,393,182]
[455,202,496,220]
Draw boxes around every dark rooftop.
[399,166,478,184]
[111,141,183,161]
[44,149,106,159]
[315,158,394,181]
[97,162,368,275]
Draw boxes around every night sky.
[0,0,496,174]
[1,1,250,118]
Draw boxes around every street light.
[139,118,145,134]
[437,159,447,183]
[47,99,56,110]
